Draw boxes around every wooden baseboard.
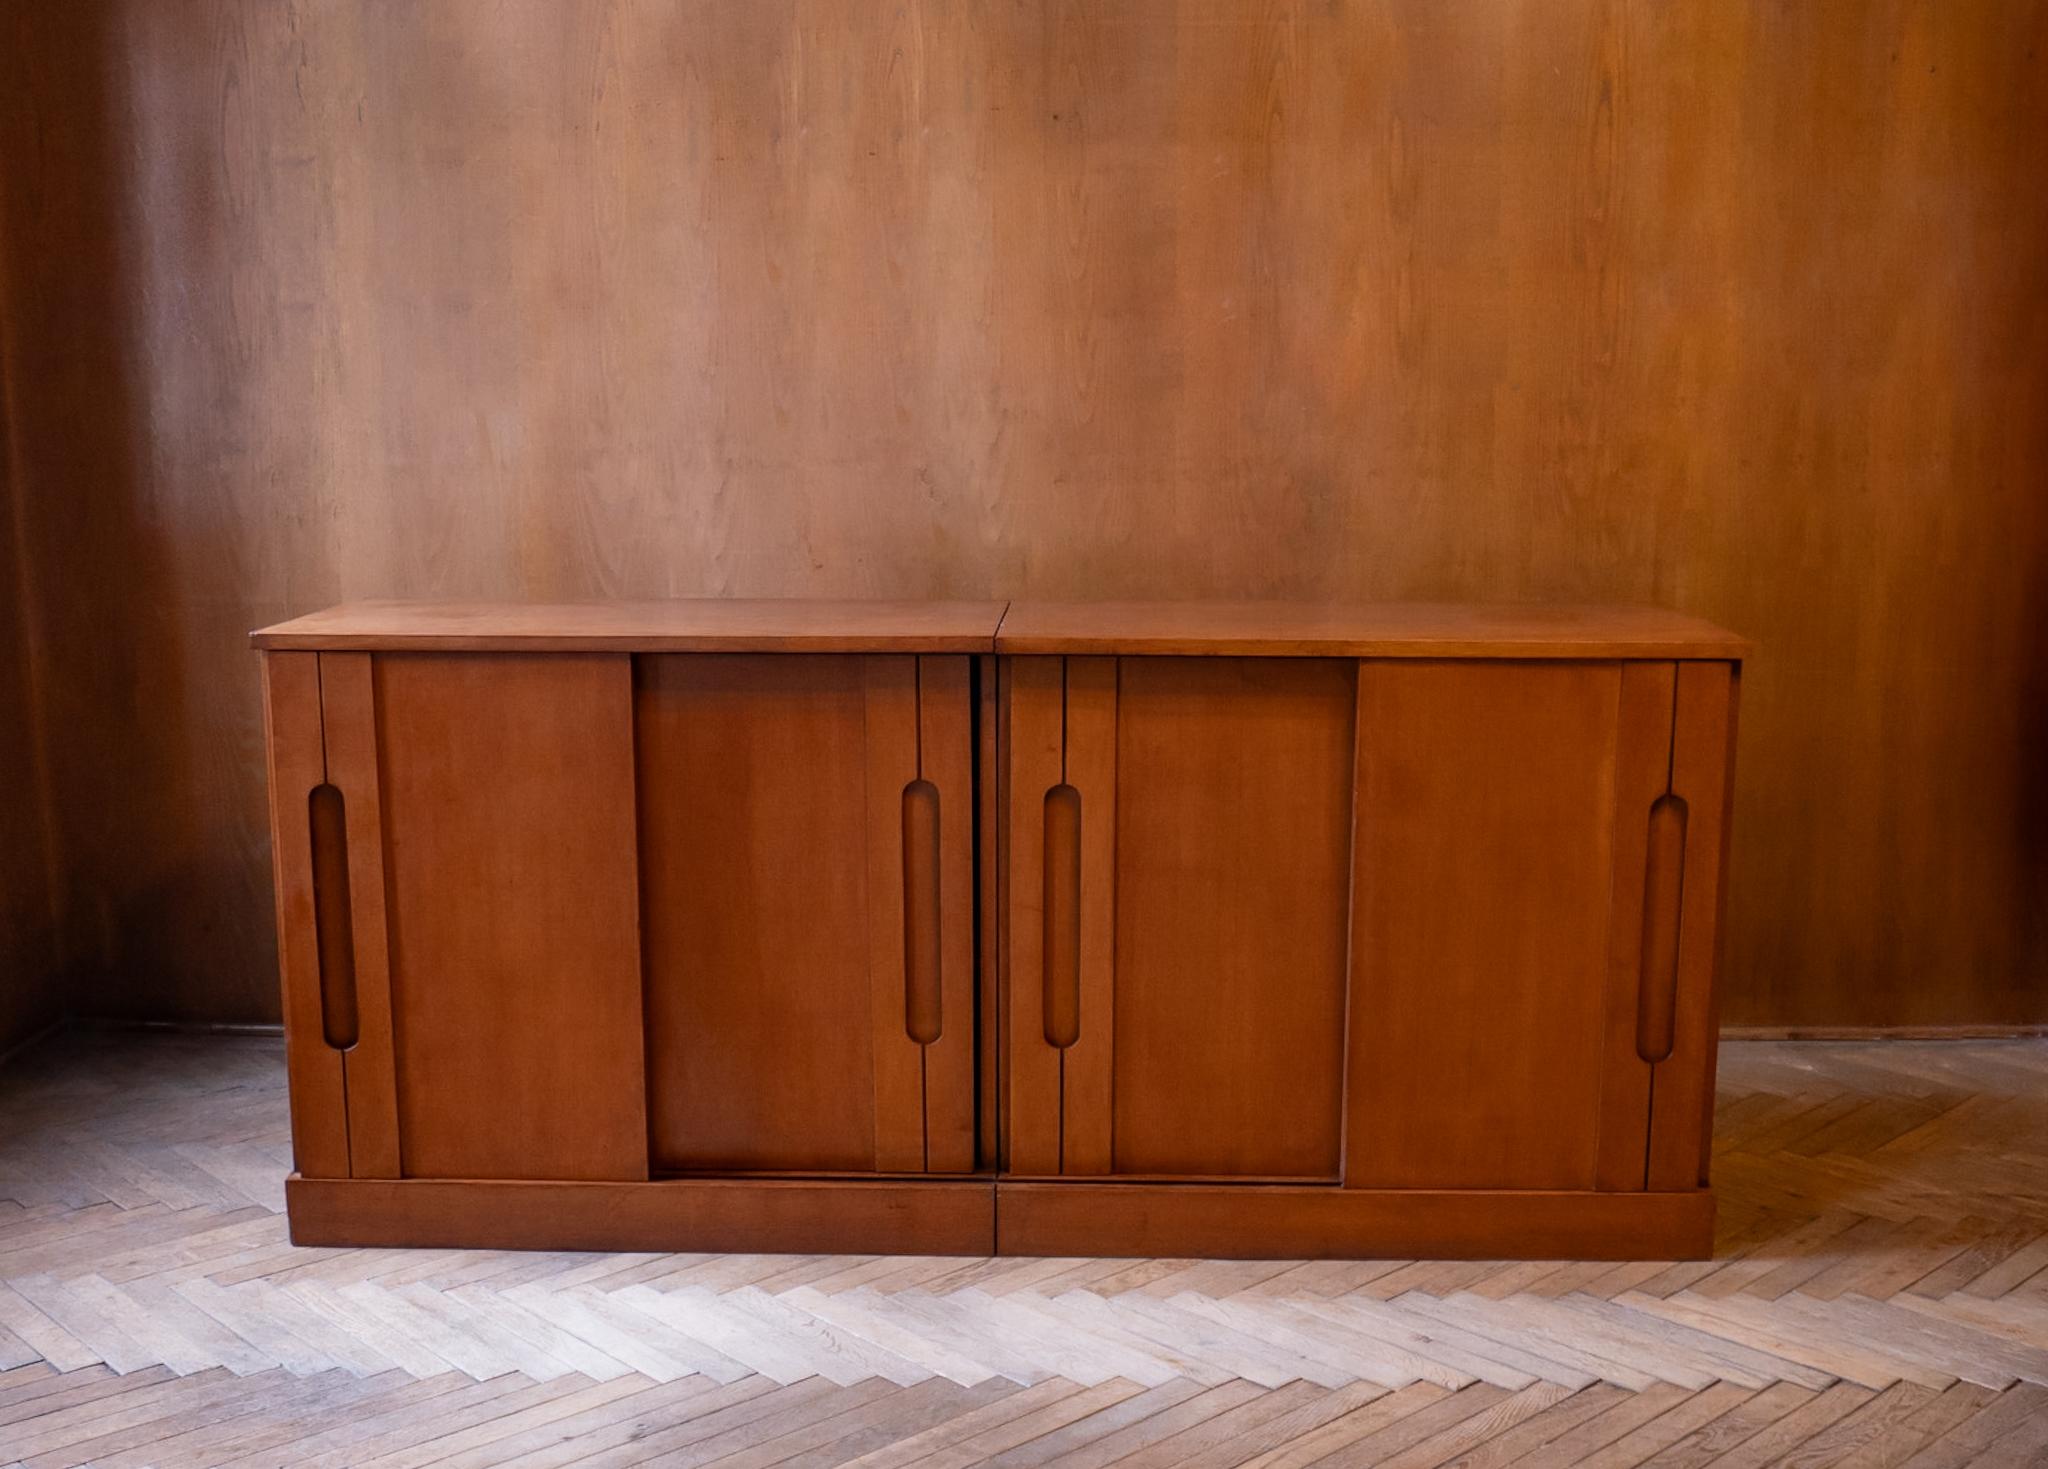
[0,1018,66,1070]
[0,1019,290,1072]
[1721,1024,2048,1041]
[288,1175,1713,1260]
[80,1018,287,1038]
[287,1175,998,1255]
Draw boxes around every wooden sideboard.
[253,599,1747,1259]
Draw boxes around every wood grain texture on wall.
[0,1,2043,1027]
[0,376,61,1055]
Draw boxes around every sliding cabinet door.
[1648,661,1739,1190]
[372,654,649,1181]
[262,651,360,1180]
[997,652,1737,1193]
[1345,659,1733,1192]
[638,654,977,1175]
[264,651,650,1183]
[1004,655,1355,1179]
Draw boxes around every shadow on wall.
[0,4,201,1033]
[0,392,59,1055]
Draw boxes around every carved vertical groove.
[1042,784,1082,1049]
[902,778,943,1044]
[1636,793,1689,1063]
[308,782,360,1052]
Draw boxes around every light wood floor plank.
[975,1377,1210,1467]
[1432,1384,1635,1469]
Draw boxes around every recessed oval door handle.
[308,782,360,1052]
[1042,784,1082,1049]
[901,778,943,1045]
[1636,793,1690,1063]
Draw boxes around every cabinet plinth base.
[285,1176,997,1255]
[997,1183,1716,1260]
[288,1176,1714,1260]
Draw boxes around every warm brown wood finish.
[638,653,878,1173]
[995,603,1751,660]
[1001,657,1065,1177]
[997,1185,1716,1263]
[636,652,977,1175]
[1598,662,1682,1192]
[5,4,2042,1036]
[304,784,358,1051]
[862,655,926,1173]
[1651,661,1743,1191]
[259,600,1739,1257]
[254,600,1009,653]
[1346,661,1655,1191]
[258,653,348,1180]
[314,653,402,1179]
[1061,656,1117,1176]
[372,653,648,1182]
[1107,657,1355,1179]
[289,1177,1703,1262]
[918,654,980,1174]
[974,655,1001,1171]
[288,1177,997,1256]
[992,605,1741,1256]
[999,639,1735,1208]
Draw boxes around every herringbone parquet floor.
[0,1032,2043,1466]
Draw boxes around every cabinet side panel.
[1347,660,1624,1190]
[976,654,1000,1171]
[1595,663,1677,1190]
[864,655,926,1172]
[1649,662,1740,1189]
[1113,657,1355,1178]
[1002,656,1066,1175]
[317,652,401,1179]
[920,655,980,1173]
[639,654,879,1173]
[379,653,647,1181]
[261,652,349,1179]
[1060,656,1118,1175]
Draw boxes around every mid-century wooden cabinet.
[255,599,1745,1259]
[991,603,1742,1258]
[256,602,1006,1253]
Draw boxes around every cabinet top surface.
[995,601,1750,658]
[252,599,1748,658]
[250,599,1010,652]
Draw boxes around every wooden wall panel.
[2,2,2045,1028]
